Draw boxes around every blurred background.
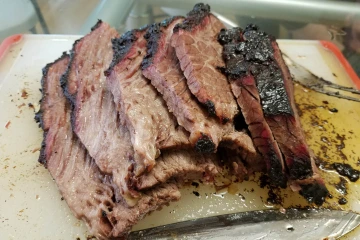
[0,0,360,76]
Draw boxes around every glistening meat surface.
[35,54,181,239]
[106,28,190,176]
[171,3,238,123]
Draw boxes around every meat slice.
[61,21,142,204]
[105,28,190,175]
[171,3,238,123]
[142,16,234,153]
[219,26,328,205]
[136,150,218,190]
[35,54,180,239]
[61,21,215,205]
[219,28,287,188]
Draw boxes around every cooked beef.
[142,16,233,153]
[219,26,328,204]
[136,149,218,189]
[61,21,217,206]
[105,28,190,176]
[220,131,266,175]
[35,54,181,239]
[171,3,238,123]
[219,27,287,188]
[60,21,143,205]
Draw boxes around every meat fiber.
[142,16,262,171]
[171,3,238,123]
[105,28,190,176]
[35,54,181,239]
[219,25,328,205]
[62,21,217,205]
[142,16,233,153]
[136,149,218,190]
[61,21,141,204]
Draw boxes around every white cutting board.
[0,35,359,240]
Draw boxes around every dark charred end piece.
[299,183,329,206]
[173,3,210,33]
[218,27,242,45]
[203,100,216,116]
[105,29,140,76]
[219,25,293,116]
[288,157,313,180]
[195,133,215,153]
[91,19,103,31]
[142,16,184,70]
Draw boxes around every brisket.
[136,149,218,190]
[219,27,287,188]
[142,16,233,153]
[61,21,217,204]
[61,21,141,204]
[35,54,181,239]
[105,27,190,176]
[219,25,328,204]
[171,3,238,123]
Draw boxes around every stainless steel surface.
[129,209,360,240]
[139,0,360,26]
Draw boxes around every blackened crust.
[35,52,69,167]
[60,20,109,134]
[91,19,103,31]
[288,157,313,180]
[60,47,77,131]
[104,29,141,76]
[268,151,287,188]
[203,100,216,116]
[173,3,210,33]
[299,183,329,206]
[219,24,293,116]
[141,16,184,70]
[195,133,215,153]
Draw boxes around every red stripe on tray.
[0,34,23,61]
[320,41,360,90]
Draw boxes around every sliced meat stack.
[141,16,260,177]
[62,21,218,206]
[35,3,331,239]
[61,22,140,204]
[105,27,191,174]
[142,16,226,152]
[171,3,238,123]
[35,54,180,239]
[219,25,328,204]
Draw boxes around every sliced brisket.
[105,27,190,176]
[136,149,218,190]
[219,28,287,188]
[171,3,238,123]
[35,54,181,239]
[61,21,142,204]
[219,26,328,204]
[142,16,233,153]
